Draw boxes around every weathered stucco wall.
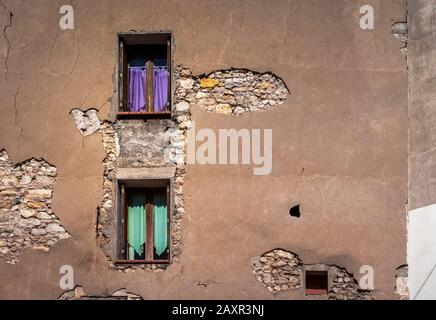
[0,0,407,299]
[407,0,436,300]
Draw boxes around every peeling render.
[71,106,187,270]
[175,65,289,115]
[96,121,118,251]
[392,22,408,56]
[70,109,101,136]
[0,0,408,300]
[84,64,289,269]
[395,265,409,299]
[95,121,186,270]
[58,286,142,300]
[0,150,69,264]
[252,249,302,292]
[252,249,372,300]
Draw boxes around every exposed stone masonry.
[392,22,408,56]
[0,150,69,264]
[395,265,409,300]
[73,116,187,270]
[175,66,289,116]
[328,265,371,300]
[116,119,184,168]
[96,122,118,251]
[74,65,289,271]
[251,249,302,292]
[59,286,142,300]
[252,249,372,300]
[70,109,101,136]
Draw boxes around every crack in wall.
[13,82,21,125]
[1,4,13,83]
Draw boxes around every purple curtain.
[129,67,146,112]
[154,68,169,112]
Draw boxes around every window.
[117,180,170,264]
[118,33,172,116]
[305,271,328,295]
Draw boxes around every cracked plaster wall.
[0,0,407,299]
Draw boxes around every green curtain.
[128,195,146,260]
[153,194,168,256]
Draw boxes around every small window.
[117,181,170,264]
[305,271,328,295]
[118,33,172,117]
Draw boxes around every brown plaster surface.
[0,0,406,299]
[408,0,436,210]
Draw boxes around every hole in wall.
[289,205,301,218]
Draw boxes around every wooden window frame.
[116,182,171,265]
[305,270,329,296]
[117,33,172,118]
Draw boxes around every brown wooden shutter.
[167,37,171,112]
[146,60,154,113]
[120,184,127,260]
[145,190,154,261]
[167,183,171,260]
[118,38,127,112]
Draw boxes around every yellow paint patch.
[200,78,220,88]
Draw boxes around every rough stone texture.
[91,65,196,270]
[70,109,101,136]
[59,286,142,300]
[0,150,69,264]
[174,66,289,115]
[328,265,372,300]
[252,249,372,300]
[392,22,408,56]
[116,119,181,168]
[395,265,409,299]
[251,249,302,293]
[90,117,187,270]
[96,122,118,252]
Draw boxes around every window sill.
[117,111,171,119]
[114,259,170,265]
[305,289,328,296]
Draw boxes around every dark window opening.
[118,33,172,116]
[290,204,301,218]
[305,271,328,295]
[117,180,170,264]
